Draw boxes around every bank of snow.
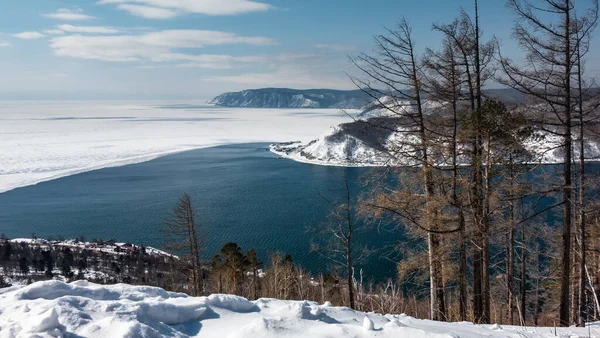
[1,280,595,338]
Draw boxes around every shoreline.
[5,138,599,195]
[0,142,245,194]
[269,142,600,168]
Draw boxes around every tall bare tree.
[310,169,363,310]
[499,0,598,326]
[432,1,496,322]
[351,18,451,321]
[573,8,599,325]
[423,36,469,321]
[162,192,204,296]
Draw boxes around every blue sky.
[0,0,597,99]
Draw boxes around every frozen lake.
[0,101,357,193]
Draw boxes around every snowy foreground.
[0,101,357,193]
[0,281,597,338]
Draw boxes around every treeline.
[0,237,188,289]
[0,234,428,318]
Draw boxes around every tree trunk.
[347,241,355,310]
[482,135,492,323]
[506,156,516,325]
[559,0,573,327]
[521,218,527,325]
[576,37,587,328]
[458,211,468,321]
[471,0,485,323]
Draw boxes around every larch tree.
[350,17,451,321]
[499,0,598,326]
[431,2,496,322]
[422,35,470,321]
[162,192,205,296]
[309,169,365,310]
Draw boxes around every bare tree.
[422,35,471,321]
[310,169,364,310]
[499,0,598,326]
[351,17,452,321]
[162,193,204,296]
[431,1,496,322]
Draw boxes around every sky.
[0,0,598,100]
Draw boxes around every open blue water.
[0,143,401,279]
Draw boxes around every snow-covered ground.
[0,281,596,338]
[9,238,173,258]
[0,101,357,193]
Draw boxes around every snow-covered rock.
[0,280,595,337]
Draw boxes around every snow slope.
[0,281,595,338]
[0,101,358,193]
[272,116,600,167]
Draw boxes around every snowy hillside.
[270,122,396,166]
[271,98,600,167]
[0,280,595,338]
[207,88,372,109]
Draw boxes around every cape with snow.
[271,93,600,167]
[207,88,373,109]
[1,280,596,337]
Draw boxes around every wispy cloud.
[0,41,12,47]
[50,30,277,62]
[43,8,95,21]
[13,31,47,40]
[274,54,321,62]
[207,65,354,89]
[157,53,266,69]
[58,25,120,34]
[43,29,66,35]
[116,4,178,19]
[97,0,272,17]
[315,44,357,52]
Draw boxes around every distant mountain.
[207,88,374,109]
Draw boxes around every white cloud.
[0,41,12,47]
[315,44,357,52]
[274,54,321,62]
[43,29,66,35]
[97,0,271,17]
[50,30,277,62]
[207,65,354,89]
[58,25,120,34]
[116,4,178,19]
[162,53,266,69]
[167,53,323,69]
[13,31,46,40]
[43,8,95,21]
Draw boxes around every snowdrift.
[0,280,595,337]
